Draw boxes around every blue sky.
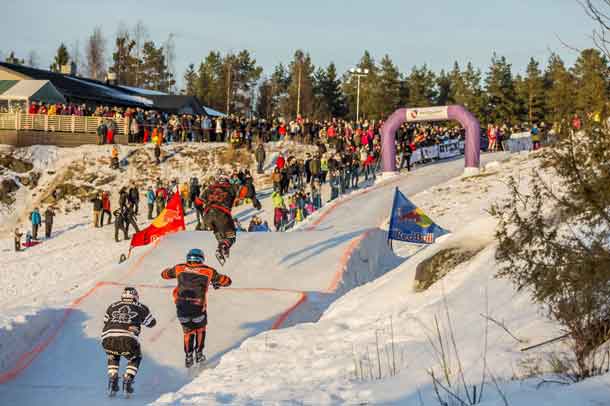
[1,0,595,86]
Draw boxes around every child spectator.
[14,228,22,252]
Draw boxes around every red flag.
[130,191,185,248]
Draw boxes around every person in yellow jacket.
[110,146,119,169]
[179,182,189,207]
[272,191,286,231]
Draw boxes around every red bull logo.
[396,207,433,228]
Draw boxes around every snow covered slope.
[0,149,511,405]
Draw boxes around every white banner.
[510,131,531,139]
[405,106,449,122]
[438,140,461,160]
[404,141,462,164]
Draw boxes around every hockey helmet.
[216,169,229,183]
[121,286,139,302]
[186,248,205,264]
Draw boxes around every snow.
[68,77,154,106]
[1,145,605,406]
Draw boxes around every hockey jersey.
[161,263,232,310]
[201,181,237,215]
[102,300,156,341]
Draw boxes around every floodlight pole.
[350,68,369,122]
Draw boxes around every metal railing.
[0,113,129,135]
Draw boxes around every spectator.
[110,145,119,169]
[272,167,282,193]
[101,191,112,226]
[155,184,167,216]
[30,207,42,239]
[122,205,140,237]
[180,181,189,207]
[118,187,129,209]
[97,121,107,145]
[154,143,161,165]
[311,179,322,209]
[91,193,103,228]
[113,208,128,242]
[202,116,212,142]
[128,184,139,215]
[188,177,200,209]
[276,153,286,170]
[255,143,266,174]
[44,206,55,238]
[14,228,22,252]
[329,170,340,202]
[272,191,286,231]
[146,186,156,220]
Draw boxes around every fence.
[0,113,129,135]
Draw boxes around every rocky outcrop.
[0,178,19,204]
[414,247,483,292]
[0,155,34,173]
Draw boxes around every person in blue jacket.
[146,187,156,220]
[30,208,42,240]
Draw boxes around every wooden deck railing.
[0,113,129,134]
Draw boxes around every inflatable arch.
[380,105,481,176]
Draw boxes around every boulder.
[0,178,19,204]
[414,247,482,292]
[0,155,34,173]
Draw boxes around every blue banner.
[388,188,449,244]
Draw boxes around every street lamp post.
[349,67,369,122]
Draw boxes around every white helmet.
[121,287,139,302]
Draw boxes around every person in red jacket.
[276,153,286,170]
[161,248,232,368]
[101,191,112,226]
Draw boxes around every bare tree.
[26,50,39,68]
[132,20,148,87]
[70,40,82,75]
[85,26,107,80]
[579,0,610,58]
[164,33,176,94]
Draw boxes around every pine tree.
[269,63,290,118]
[226,50,263,115]
[436,69,452,105]
[447,61,464,105]
[183,63,198,96]
[572,48,609,118]
[314,62,347,119]
[462,62,485,121]
[406,64,437,107]
[5,51,24,65]
[140,41,174,92]
[282,50,315,118]
[256,78,274,119]
[513,74,528,123]
[195,51,224,111]
[544,53,575,126]
[109,34,138,86]
[50,43,70,72]
[485,53,518,124]
[521,57,546,124]
[343,50,378,120]
[376,55,401,116]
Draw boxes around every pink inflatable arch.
[380,105,481,174]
